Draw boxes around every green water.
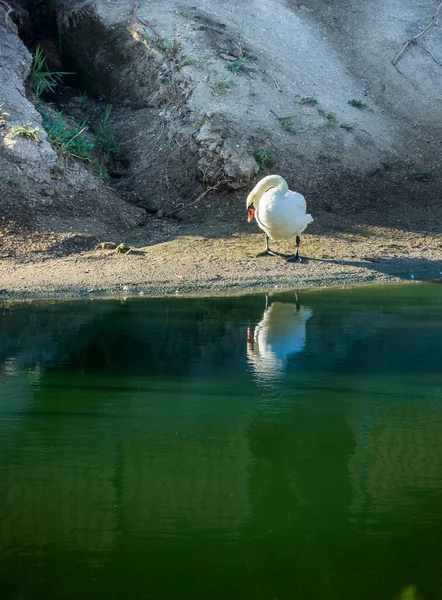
[1,284,442,600]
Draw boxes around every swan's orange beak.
[247,205,255,223]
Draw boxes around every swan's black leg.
[256,233,280,257]
[286,236,302,263]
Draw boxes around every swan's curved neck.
[247,175,287,207]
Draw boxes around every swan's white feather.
[247,175,313,241]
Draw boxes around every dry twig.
[0,0,15,31]
[263,70,282,92]
[59,127,86,154]
[166,179,230,216]
[392,0,442,67]
[132,0,163,40]
[417,41,442,66]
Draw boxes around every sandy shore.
[1,222,441,300]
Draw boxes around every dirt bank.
[1,0,441,299]
[1,214,441,299]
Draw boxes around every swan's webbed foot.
[256,249,281,258]
[256,234,284,258]
[286,252,302,263]
[286,236,303,263]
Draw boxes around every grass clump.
[95,105,120,156]
[348,99,367,109]
[163,38,181,58]
[30,47,119,180]
[226,57,249,73]
[339,123,356,132]
[11,121,42,143]
[317,108,339,128]
[39,107,113,180]
[270,109,296,132]
[299,96,317,106]
[40,109,91,159]
[253,145,278,168]
[408,169,433,182]
[31,46,73,98]
[210,77,233,94]
[7,178,21,187]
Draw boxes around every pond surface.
[1,284,442,600]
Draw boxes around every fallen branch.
[165,179,230,216]
[417,41,442,66]
[392,0,442,66]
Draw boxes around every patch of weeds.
[95,105,120,157]
[7,178,21,187]
[317,108,339,128]
[30,46,73,98]
[162,38,194,68]
[253,145,279,168]
[41,110,93,158]
[11,121,42,143]
[162,81,186,107]
[348,99,367,109]
[210,77,233,95]
[49,162,65,178]
[339,123,356,132]
[408,169,433,182]
[299,96,317,106]
[270,109,296,132]
[226,57,249,73]
[163,38,181,58]
[39,107,108,179]
[181,58,197,67]
[79,90,88,103]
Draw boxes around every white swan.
[247,298,313,381]
[246,174,313,262]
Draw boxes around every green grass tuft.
[210,77,234,94]
[39,107,110,180]
[31,46,73,98]
[95,105,120,156]
[11,121,42,143]
[226,57,249,73]
[299,96,318,106]
[253,145,278,168]
[270,109,296,132]
[348,99,368,109]
[317,108,339,128]
[339,123,356,132]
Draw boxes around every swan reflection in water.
[247,296,313,381]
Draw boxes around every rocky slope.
[0,0,441,250]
